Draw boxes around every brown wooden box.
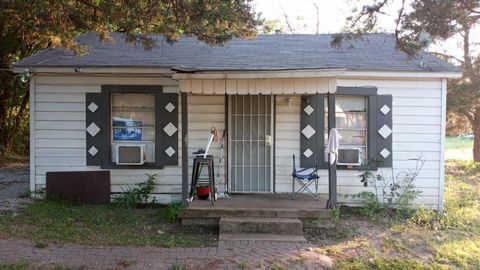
[46,171,110,204]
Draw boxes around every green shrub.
[113,174,158,208]
[162,203,182,222]
[331,207,341,224]
[355,157,424,219]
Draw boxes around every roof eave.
[171,68,347,79]
[341,70,463,79]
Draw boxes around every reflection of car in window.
[112,117,143,141]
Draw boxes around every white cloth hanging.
[326,128,339,165]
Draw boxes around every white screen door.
[229,95,273,192]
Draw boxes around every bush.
[113,174,158,208]
[161,203,182,222]
[355,157,425,219]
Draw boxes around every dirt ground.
[0,163,30,214]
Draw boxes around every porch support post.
[327,93,337,208]
[181,92,189,207]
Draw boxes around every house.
[14,32,461,212]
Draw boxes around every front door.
[229,95,273,192]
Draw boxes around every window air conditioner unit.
[116,144,146,165]
[337,148,361,166]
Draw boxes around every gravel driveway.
[0,165,30,214]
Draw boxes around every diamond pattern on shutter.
[88,102,98,113]
[300,94,324,167]
[380,104,391,115]
[378,124,392,139]
[165,102,175,113]
[88,146,99,156]
[303,148,313,158]
[304,105,314,115]
[163,122,178,137]
[87,123,101,137]
[156,93,179,166]
[380,148,390,158]
[86,93,103,165]
[165,146,176,157]
[301,125,316,139]
[375,95,393,167]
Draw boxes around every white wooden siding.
[187,95,227,192]
[32,75,444,209]
[32,75,182,203]
[335,78,443,209]
[273,79,443,209]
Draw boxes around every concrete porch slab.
[180,193,331,225]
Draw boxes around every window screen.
[325,95,368,165]
[111,93,156,163]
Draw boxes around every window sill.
[317,164,378,171]
[101,163,165,170]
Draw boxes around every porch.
[180,193,331,226]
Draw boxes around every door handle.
[265,135,273,146]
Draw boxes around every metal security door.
[229,95,273,192]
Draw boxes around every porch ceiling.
[178,77,337,95]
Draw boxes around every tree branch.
[431,52,464,64]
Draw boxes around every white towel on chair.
[326,128,339,165]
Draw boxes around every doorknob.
[266,135,273,146]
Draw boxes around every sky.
[252,0,479,61]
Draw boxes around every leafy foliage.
[0,0,260,155]
[161,202,182,222]
[113,173,158,208]
[331,207,341,225]
[355,157,425,218]
[334,0,480,161]
[410,160,480,231]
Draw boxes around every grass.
[305,159,480,270]
[0,260,75,270]
[446,136,474,160]
[0,159,478,269]
[0,200,217,247]
[446,136,473,150]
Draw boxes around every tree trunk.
[4,84,29,152]
[473,109,480,162]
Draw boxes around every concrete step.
[181,207,331,219]
[219,233,307,242]
[219,217,303,235]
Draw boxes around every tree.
[0,0,260,154]
[333,0,480,161]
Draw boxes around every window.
[111,93,156,163]
[325,95,368,165]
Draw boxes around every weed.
[237,261,248,269]
[113,174,158,208]
[117,259,135,268]
[269,262,287,270]
[0,260,29,270]
[34,241,48,248]
[170,263,187,270]
[18,189,31,199]
[331,207,341,224]
[0,200,216,247]
[335,257,443,270]
[161,202,182,222]
[355,156,424,218]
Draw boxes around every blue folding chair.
[291,154,319,200]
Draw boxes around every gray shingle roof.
[14,32,459,72]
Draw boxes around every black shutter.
[374,95,393,167]
[86,93,103,166]
[300,94,324,168]
[156,93,179,166]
